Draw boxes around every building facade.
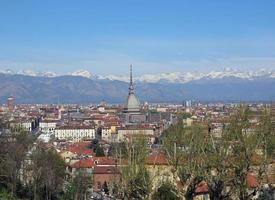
[55,126,95,141]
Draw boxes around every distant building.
[7,96,14,112]
[183,118,193,127]
[117,126,155,143]
[123,65,140,114]
[122,65,147,123]
[54,125,95,141]
[183,100,192,108]
[39,120,57,133]
[10,120,33,132]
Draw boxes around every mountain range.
[0,69,275,103]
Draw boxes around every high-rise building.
[183,100,192,108]
[7,96,14,112]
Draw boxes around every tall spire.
[129,64,134,94]
[130,64,133,85]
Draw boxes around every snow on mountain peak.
[0,69,15,75]
[0,68,275,83]
[71,70,93,78]
[16,69,57,77]
[41,71,57,77]
[18,69,39,76]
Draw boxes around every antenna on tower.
[130,64,133,85]
[129,64,134,94]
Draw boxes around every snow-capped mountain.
[1,68,275,103]
[1,68,275,83]
[17,69,40,77]
[0,69,15,75]
[0,69,57,77]
[40,71,57,77]
[105,72,203,83]
[105,69,275,83]
[71,69,93,79]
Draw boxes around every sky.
[0,0,275,76]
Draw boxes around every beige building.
[117,127,155,142]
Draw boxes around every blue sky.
[0,0,275,75]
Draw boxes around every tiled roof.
[246,173,258,188]
[66,142,94,155]
[93,166,120,174]
[195,181,209,194]
[146,152,169,165]
[70,157,116,168]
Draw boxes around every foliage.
[151,181,179,200]
[108,142,127,159]
[95,145,105,157]
[117,136,151,199]
[0,188,19,200]
[125,167,150,199]
[177,112,192,120]
[64,171,93,200]
[0,129,35,198]
[163,106,275,200]
[30,145,66,200]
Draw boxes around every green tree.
[30,145,66,200]
[163,106,275,199]
[64,171,93,200]
[95,145,105,157]
[117,136,151,199]
[0,128,34,198]
[151,181,179,200]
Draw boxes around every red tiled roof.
[70,157,116,168]
[93,166,120,174]
[71,158,95,168]
[94,156,117,165]
[195,181,209,194]
[246,173,258,188]
[66,142,93,155]
[146,152,169,165]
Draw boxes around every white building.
[37,133,52,143]
[54,126,96,141]
[39,120,57,133]
[21,122,32,132]
[101,127,113,141]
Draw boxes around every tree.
[102,181,109,195]
[151,181,179,200]
[30,145,66,200]
[117,136,151,199]
[95,145,105,157]
[108,142,127,158]
[64,171,93,200]
[163,106,275,199]
[0,128,34,198]
[163,122,209,197]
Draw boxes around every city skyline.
[0,0,275,75]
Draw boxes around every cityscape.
[0,1,275,200]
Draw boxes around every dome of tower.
[126,93,140,112]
